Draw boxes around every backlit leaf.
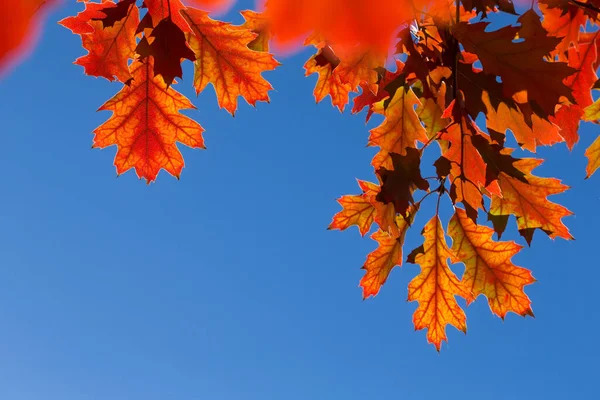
[182,8,279,115]
[329,180,377,236]
[455,10,576,118]
[369,87,428,161]
[408,216,473,351]
[489,158,573,244]
[93,61,205,182]
[584,136,600,177]
[448,208,535,319]
[61,0,139,83]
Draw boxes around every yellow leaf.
[448,208,535,319]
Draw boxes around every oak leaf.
[407,216,473,351]
[550,40,598,149]
[439,100,502,222]
[455,10,576,118]
[146,17,196,86]
[93,61,205,182]
[539,1,587,60]
[145,0,191,32]
[360,206,417,299]
[584,136,600,177]
[376,148,429,218]
[329,180,381,237]
[94,0,137,28]
[489,158,573,244]
[352,61,404,122]
[483,92,564,152]
[448,208,535,319]
[59,1,111,35]
[61,0,139,83]
[239,10,271,52]
[182,8,279,115]
[369,87,429,163]
[304,39,351,112]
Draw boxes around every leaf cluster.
[60,0,600,350]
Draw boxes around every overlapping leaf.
[360,205,417,298]
[449,208,535,318]
[455,10,576,118]
[489,158,573,244]
[182,8,279,115]
[60,0,139,83]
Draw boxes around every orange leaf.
[360,206,417,299]
[584,136,600,177]
[93,61,205,182]
[539,2,586,60]
[489,158,573,244]
[483,92,564,152]
[329,180,377,236]
[145,0,191,32]
[239,10,270,52]
[550,39,599,149]
[263,0,413,53]
[352,60,404,122]
[61,0,139,83]
[369,87,429,159]
[59,1,111,35]
[0,0,58,75]
[407,216,473,351]
[181,8,279,115]
[303,37,351,111]
[448,208,535,319]
[439,100,502,221]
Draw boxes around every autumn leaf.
[329,180,377,237]
[455,10,576,118]
[376,148,430,218]
[146,17,196,86]
[182,8,279,115]
[59,1,111,35]
[263,0,413,53]
[550,40,598,148]
[0,0,58,75]
[61,0,139,83]
[584,136,600,177]
[239,10,270,52]
[369,87,429,161]
[539,1,587,60]
[94,0,137,28]
[407,216,473,351]
[352,61,404,122]
[360,205,418,299]
[145,0,191,32]
[93,60,205,182]
[483,92,564,152]
[438,100,502,222]
[448,208,535,319]
[304,39,351,112]
[489,158,573,244]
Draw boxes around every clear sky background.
[0,1,598,399]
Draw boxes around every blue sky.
[0,1,598,399]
